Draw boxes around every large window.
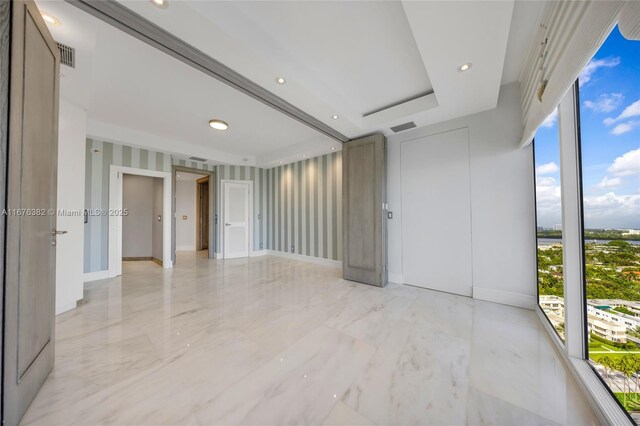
[534,111,565,340]
[578,27,640,420]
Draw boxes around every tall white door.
[223,182,250,259]
[401,128,472,297]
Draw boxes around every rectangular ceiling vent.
[56,42,75,68]
[188,156,207,162]
[390,121,417,133]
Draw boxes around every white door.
[223,182,250,259]
[401,128,473,297]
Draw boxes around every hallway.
[23,254,597,425]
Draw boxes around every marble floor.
[22,253,598,425]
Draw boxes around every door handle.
[225,223,231,227]
[52,229,68,236]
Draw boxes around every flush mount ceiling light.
[208,119,229,131]
[275,77,286,85]
[149,0,169,9]
[41,12,61,26]
[331,147,336,150]
[331,115,339,120]
[458,63,472,72]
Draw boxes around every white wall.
[387,82,537,309]
[56,100,86,315]
[122,174,154,257]
[176,179,197,251]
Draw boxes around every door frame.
[196,175,209,251]
[172,166,215,262]
[108,165,172,277]
[221,179,253,260]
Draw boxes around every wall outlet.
[290,245,295,253]
[387,211,393,219]
[260,242,263,249]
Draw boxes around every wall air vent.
[390,121,417,133]
[56,42,75,68]
[188,156,207,162]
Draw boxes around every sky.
[535,26,640,230]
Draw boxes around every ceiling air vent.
[390,121,417,133]
[56,42,75,68]
[188,156,207,162]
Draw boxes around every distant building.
[553,224,562,231]
[623,229,640,236]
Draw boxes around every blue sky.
[535,26,640,230]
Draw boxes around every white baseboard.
[176,245,196,251]
[473,286,536,310]
[388,272,404,284]
[265,250,342,268]
[251,250,267,257]
[83,270,110,282]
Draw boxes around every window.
[578,27,640,420]
[534,109,565,341]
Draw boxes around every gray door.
[342,134,387,287]
[3,1,60,424]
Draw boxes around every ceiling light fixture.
[331,115,339,120]
[331,147,336,150]
[458,63,472,72]
[276,77,286,85]
[41,12,61,26]
[149,0,169,9]
[208,119,229,131]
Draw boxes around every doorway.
[172,166,215,263]
[196,176,209,251]
[400,128,472,297]
[222,180,253,259]
[108,166,173,278]
[121,174,164,267]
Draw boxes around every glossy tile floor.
[22,253,599,425]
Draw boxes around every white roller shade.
[519,1,624,148]
[619,1,640,40]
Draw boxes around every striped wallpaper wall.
[266,152,342,261]
[85,138,342,273]
[84,139,172,273]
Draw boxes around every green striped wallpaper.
[85,138,342,273]
[84,139,172,273]
[266,152,342,261]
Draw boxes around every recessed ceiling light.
[276,77,286,85]
[331,115,339,120]
[458,63,472,72]
[41,12,61,26]
[208,119,229,131]
[302,155,306,158]
[331,147,336,150]
[149,0,169,9]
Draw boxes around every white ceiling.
[36,0,544,167]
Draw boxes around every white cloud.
[583,93,623,113]
[540,109,558,128]
[596,176,622,189]
[610,122,637,135]
[583,193,640,228]
[536,162,559,175]
[608,148,640,177]
[579,57,620,86]
[604,99,640,125]
[535,175,562,226]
